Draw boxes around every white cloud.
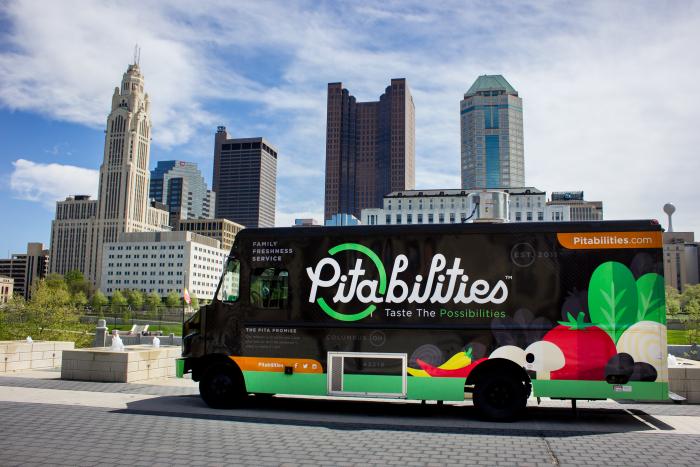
[9,159,98,208]
[1,1,699,233]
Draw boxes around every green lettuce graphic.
[587,262,665,343]
[636,273,666,324]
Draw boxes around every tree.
[0,295,28,340]
[91,291,109,316]
[72,291,88,308]
[64,270,89,297]
[190,294,199,311]
[1,279,91,346]
[681,284,700,344]
[680,284,700,309]
[126,289,145,311]
[110,290,128,320]
[145,292,161,320]
[44,273,67,291]
[666,285,682,319]
[165,291,181,308]
[686,300,700,343]
[25,278,76,338]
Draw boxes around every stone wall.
[61,345,180,382]
[669,357,700,403]
[0,341,75,372]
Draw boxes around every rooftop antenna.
[133,44,141,65]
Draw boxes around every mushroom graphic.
[524,341,565,380]
[489,345,527,366]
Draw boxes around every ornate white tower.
[97,63,152,226]
[88,62,169,283]
[50,59,170,285]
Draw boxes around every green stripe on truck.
[241,371,465,401]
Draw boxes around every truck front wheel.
[199,363,247,409]
[473,372,528,421]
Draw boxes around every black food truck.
[179,220,668,420]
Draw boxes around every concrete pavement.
[1,370,699,466]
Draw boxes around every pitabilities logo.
[306,243,509,322]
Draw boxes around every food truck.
[179,220,667,420]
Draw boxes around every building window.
[484,106,499,129]
[407,214,412,224]
[515,212,522,222]
[485,135,500,188]
[428,213,434,223]
[396,214,402,224]
[537,212,544,221]
[527,212,533,221]
[417,213,423,223]
[449,213,456,223]
[439,213,445,223]
[386,214,391,225]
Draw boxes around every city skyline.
[2,1,700,255]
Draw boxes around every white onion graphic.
[616,321,668,382]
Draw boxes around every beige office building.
[174,218,244,252]
[664,232,700,292]
[50,62,170,285]
[0,276,14,304]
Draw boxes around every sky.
[1,0,699,256]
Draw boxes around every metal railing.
[79,305,192,336]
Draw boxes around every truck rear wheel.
[199,363,247,409]
[473,372,528,421]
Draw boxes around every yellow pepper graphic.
[407,348,472,377]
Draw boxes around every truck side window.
[250,268,289,309]
[218,258,240,302]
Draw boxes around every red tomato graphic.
[543,312,616,380]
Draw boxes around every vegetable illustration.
[588,261,638,343]
[630,362,657,382]
[417,357,488,378]
[489,345,527,366]
[439,348,473,370]
[635,273,666,324]
[543,312,616,380]
[406,367,430,377]
[523,340,565,380]
[616,320,667,382]
[605,353,635,383]
[407,348,472,377]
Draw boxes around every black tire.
[473,372,528,421]
[199,363,247,409]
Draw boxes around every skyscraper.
[150,160,215,224]
[324,79,415,221]
[50,62,170,285]
[460,75,524,190]
[212,126,277,228]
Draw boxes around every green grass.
[668,329,699,345]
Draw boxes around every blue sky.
[1,0,700,256]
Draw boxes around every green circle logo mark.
[316,243,387,322]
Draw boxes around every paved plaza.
[1,370,699,466]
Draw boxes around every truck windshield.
[217,257,240,302]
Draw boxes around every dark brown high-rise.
[324,79,415,221]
